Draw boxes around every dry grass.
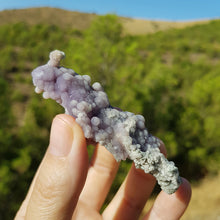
[182,173,220,220]
[141,173,220,219]
[0,7,211,35]
[121,17,210,35]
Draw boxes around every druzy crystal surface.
[32,50,181,194]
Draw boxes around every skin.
[15,114,191,220]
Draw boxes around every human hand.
[15,114,191,220]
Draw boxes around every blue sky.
[0,0,219,21]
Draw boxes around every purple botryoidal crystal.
[31,50,182,194]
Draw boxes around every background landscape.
[0,7,219,219]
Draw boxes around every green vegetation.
[0,15,219,219]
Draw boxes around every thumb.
[25,114,88,220]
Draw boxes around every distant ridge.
[0,7,212,35]
[0,7,96,30]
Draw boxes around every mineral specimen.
[31,50,182,194]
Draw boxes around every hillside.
[0,7,96,30]
[0,7,210,35]
[0,12,219,219]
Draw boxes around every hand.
[15,114,191,220]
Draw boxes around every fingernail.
[49,116,73,157]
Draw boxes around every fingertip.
[50,114,87,156]
[56,114,87,149]
[176,177,192,205]
[143,177,191,220]
[49,114,77,157]
[52,114,87,133]
[158,139,167,157]
[68,114,89,176]
[53,114,76,129]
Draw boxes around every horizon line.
[0,6,219,23]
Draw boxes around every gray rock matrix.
[31,50,181,194]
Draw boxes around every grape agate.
[31,50,181,194]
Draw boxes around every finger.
[158,140,167,158]
[102,140,167,220]
[143,178,191,220]
[102,163,156,220]
[19,114,89,220]
[15,158,44,219]
[16,143,56,219]
[78,144,120,211]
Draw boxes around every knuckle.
[34,159,69,202]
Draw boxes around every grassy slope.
[0,7,96,30]
[0,7,210,35]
